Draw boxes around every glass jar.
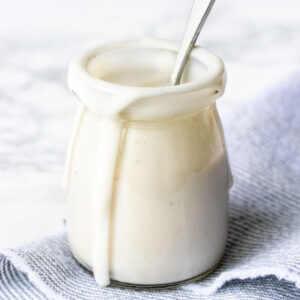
[63,38,233,287]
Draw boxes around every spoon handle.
[169,0,215,86]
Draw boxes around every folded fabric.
[0,73,300,299]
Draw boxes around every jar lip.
[68,38,225,98]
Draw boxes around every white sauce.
[65,39,232,286]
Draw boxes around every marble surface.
[1,0,300,248]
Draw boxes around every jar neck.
[122,105,214,129]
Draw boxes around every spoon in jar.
[169,0,215,86]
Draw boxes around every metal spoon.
[169,0,215,86]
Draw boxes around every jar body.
[66,104,230,286]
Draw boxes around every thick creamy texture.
[65,39,231,286]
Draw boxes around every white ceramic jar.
[63,38,233,287]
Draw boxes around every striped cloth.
[1,74,300,299]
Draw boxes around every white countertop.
[1,0,300,248]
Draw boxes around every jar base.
[110,265,218,289]
[73,252,219,289]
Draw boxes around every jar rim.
[68,38,225,99]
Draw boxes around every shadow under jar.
[63,38,233,288]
